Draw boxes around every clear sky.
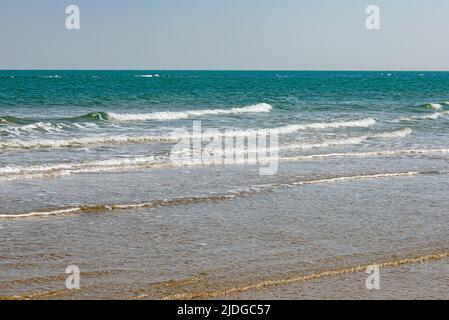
[1,0,448,70]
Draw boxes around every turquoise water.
[1,71,449,299]
[1,71,449,169]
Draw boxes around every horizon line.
[1,69,449,72]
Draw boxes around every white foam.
[0,208,81,219]
[288,172,423,186]
[189,128,410,157]
[281,148,449,161]
[0,118,376,150]
[271,118,376,134]
[396,102,449,122]
[38,75,62,79]
[398,111,449,122]
[283,128,411,150]
[0,156,164,181]
[106,103,273,121]
[0,122,99,136]
[372,127,412,138]
[135,74,160,78]
[1,122,65,135]
[0,135,173,149]
[427,103,443,110]
[0,128,413,182]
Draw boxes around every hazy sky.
[1,0,448,70]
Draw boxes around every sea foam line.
[1,169,447,219]
[106,103,273,121]
[0,122,98,136]
[398,111,449,122]
[174,128,411,156]
[284,171,426,187]
[282,128,411,150]
[282,148,449,161]
[0,129,414,182]
[0,118,376,150]
[392,101,449,122]
[0,156,165,181]
[0,103,271,126]
[2,141,435,184]
[0,192,254,219]
[135,74,160,78]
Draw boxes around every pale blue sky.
[1,0,448,70]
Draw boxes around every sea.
[1,70,449,299]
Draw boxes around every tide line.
[160,251,449,300]
[1,169,447,219]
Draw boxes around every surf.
[105,103,273,121]
[0,103,273,126]
[0,118,376,150]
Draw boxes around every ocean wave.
[392,102,449,122]
[1,122,85,135]
[0,130,415,182]
[268,118,376,134]
[195,118,376,138]
[0,103,272,125]
[38,75,62,79]
[0,156,165,181]
[2,169,447,219]
[0,121,99,136]
[398,111,449,122]
[373,127,412,138]
[0,135,169,150]
[135,74,160,78]
[282,148,449,161]
[0,112,108,126]
[184,128,411,155]
[283,128,411,150]
[172,128,411,163]
[70,111,109,122]
[0,116,35,125]
[106,103,273,121]
[0,118,376,150]
[5,122,65,134]
[426,103,443,110]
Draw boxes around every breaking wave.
[398,111,449,122]
[135,74,160,78]
[0,118,376,150]
[0,122,98,136]
[106,103,273,121]
[283,128,411,150]
[0,103,273,125]
[0,156,166,181]
[4,142,441,185]
[426,103,443,110]
[282,148,449,161]
[395,102,449,122]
